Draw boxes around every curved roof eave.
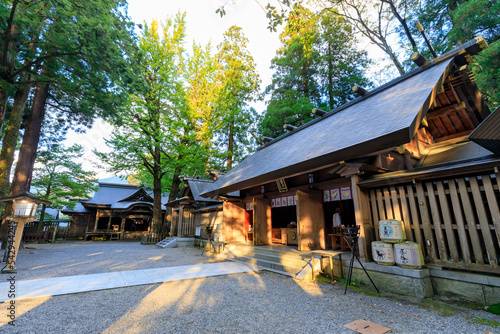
[201,58,455,198]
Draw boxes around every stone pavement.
[0,261,258,302]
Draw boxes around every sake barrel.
[394,242,425,269]
[379,219,406,243]
[372,241,395,266]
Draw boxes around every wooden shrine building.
[167,177,222,238]
[201,36,500,282]
[62,179,167,240]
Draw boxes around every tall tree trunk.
[0,81,49,248]
[383,40,405,75]
[9,81,49,196]
[327,43,334,110]
[166,168,182,236]
[226,119,234,169]
[382,0,418,51]
[0,81,31,197]
[152,143,162,234]
[0,0,21,132]
[37,183,50,233]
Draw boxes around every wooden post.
[351,175,373,260]
[93,212,99,232]
[51,224,58,243]
[106,216,112,231]
[2,218,28,273]
[120,217,126,240]
[253,198,271,245]
[296,190,325,251]
[177,205,184,237]
[223,202,246,242]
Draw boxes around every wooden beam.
[425,182,448,261]
[457,178,484,265]
[398,186,414,242]
[352,175,373,260]
[469,177,498,266]
[448,179,472,264]
[415,183,438,260]
[436,181,459,262]
[254,197,272,246]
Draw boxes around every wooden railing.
[22,221,61,242]
[141,233,167,244]
[367,171,500,274]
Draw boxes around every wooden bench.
[310,250,343,280]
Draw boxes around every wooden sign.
[276,179,288,192]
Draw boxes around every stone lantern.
[0,192,51,273]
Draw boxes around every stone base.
[324,259,500,303]
[175,238,196,247]
[430,267,500,304]
[338,259,433,298]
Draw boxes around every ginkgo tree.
[214,26,261,169]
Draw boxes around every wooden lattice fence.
[367,171,500,274]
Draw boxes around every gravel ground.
[12,240,222,280]
[1,241,499,333]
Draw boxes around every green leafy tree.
[31,144,97,232]
[407,0,500,107]
[96,14,218,233]
[260,6,370,138]
[214,26,261,169]
[96,15,187,233]
[0,0,135,246]
[0,0,136,199]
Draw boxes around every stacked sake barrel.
[371,219,424,269]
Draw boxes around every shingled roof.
[201,57,458,197]
[63,181,167,213]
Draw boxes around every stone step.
[219,252,305,277]
[226,248,309,268]
[227,244,310,261]
[156,238,177,248]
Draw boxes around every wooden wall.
[178,207,195,237]
[296,190,325,251]
[223,202,246,242]
[194,209,224,239]
[365,171,500,273]
[254,198,272,245]
[68,215,94,238]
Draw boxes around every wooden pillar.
[2,219,28,273]
[106,216,112,231]
[223,202,246,242]
[177,205,184,237]
[93,211,100,232]
[171,209,178,237]
[351,175,373,260]
[120,217,126,239]
[253,197,271,245]
[296,190,325,251]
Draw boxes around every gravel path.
[1,241,498,333]
[13,241,222,281]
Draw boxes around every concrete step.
[156,238,177,248]
[219,252,306,277]
[226,248,309,268]
[227,243,310,261]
